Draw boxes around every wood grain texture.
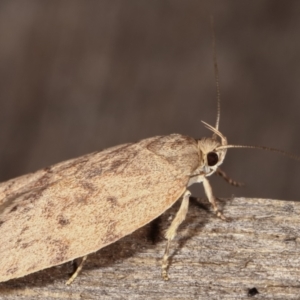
[0,197,299,300]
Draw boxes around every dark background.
[0,1,299,200]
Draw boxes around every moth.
[0,25,299,286]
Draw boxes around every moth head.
[197,121,228,176]
[201,122,300,168]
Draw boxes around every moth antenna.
[216,144,300,162]
[210,16,221,132]
[201,120,227,146]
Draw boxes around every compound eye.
[207,152,219,166]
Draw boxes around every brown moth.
[0,22,299,285]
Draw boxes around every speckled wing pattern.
[0,134,199,282]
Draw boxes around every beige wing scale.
[0,134,198,282]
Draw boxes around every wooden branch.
[0,197,299,299]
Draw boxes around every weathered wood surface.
[0,197,299,300]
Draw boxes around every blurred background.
[0,0,299,201]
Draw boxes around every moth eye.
[207,152,219,166]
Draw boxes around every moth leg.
[161,190,191,281]
[66,255,88,285]
[216,167,244,187]
[202,176,227,221]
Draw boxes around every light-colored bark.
[0,197,299,300]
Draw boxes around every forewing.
[0,138,190,281]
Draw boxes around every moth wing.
[0,138,191,281]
